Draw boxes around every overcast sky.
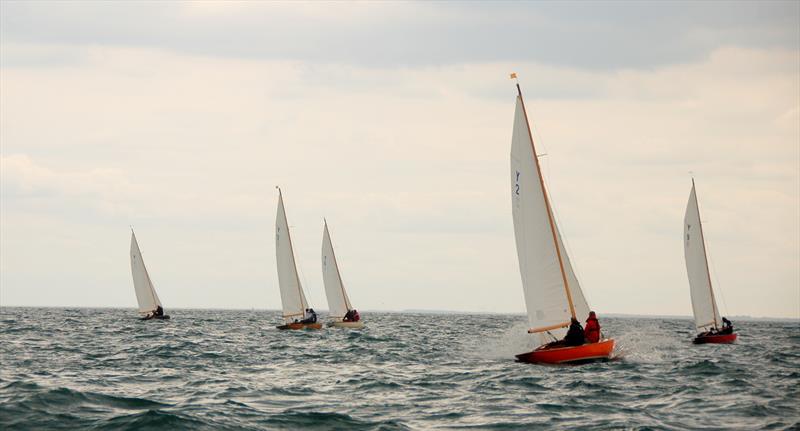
[1,1,798,318]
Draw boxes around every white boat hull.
[328,321,365,329]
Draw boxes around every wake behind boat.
[684,180,736,344]
[129,230,170,320]
[321,219,364,329]
[275,188,322,330]
[508,77,614,364]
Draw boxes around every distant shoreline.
[1,305,797,322]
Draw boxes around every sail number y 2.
[515,171,520,195]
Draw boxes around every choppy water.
[0,308,798,430]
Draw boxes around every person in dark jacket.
[719,317,733,335]
[154,305,164,317]
[300,308,317,324]
[564,317,585,346]
[584,311,600,343]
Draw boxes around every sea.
[1,307,798,430]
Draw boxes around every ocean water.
[0,308,798,430]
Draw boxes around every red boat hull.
[693,333,737,344]
[516,339,615,364]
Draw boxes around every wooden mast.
[277,187,307,318]
[132,229,159,313]
[515,81,577,321]
[325,219,351,313]
[692,178,719,329]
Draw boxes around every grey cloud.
[1,1,797,70]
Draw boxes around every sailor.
[351,309,360,322]
[584,311,601,343]
[343,310,353,322]
[564,317,586,346]
[720,317,733,335]
[154,305,164,318]
[300,308,317,324]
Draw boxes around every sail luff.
[130,231,160,313]
[321,220,352,318]
[276,188,309,321]
[693,179,720,329]
[515,83,576,320]
[328,221,351,311]
[684,181,722,331]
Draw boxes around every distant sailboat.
[509,80,614,364]
[275,188,322,330]
[684,180,736,344]
[321,219,364,329]
[130,230,169,320]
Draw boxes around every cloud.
[1,1,798,70]
[0,36,797,317]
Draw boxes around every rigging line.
[527,102,589,311]
[704,232,730,316]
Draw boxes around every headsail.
[130,231,162,313]
[275,188,309,323]
[510,89,590,346]
[684,181,722,331]
[321,220,352,319]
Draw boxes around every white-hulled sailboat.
[275,187,322,330]
[509,78,614,364]
[684,179,736,344]
[322,219,364,329]
[130,230,169,320]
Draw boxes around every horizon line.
[0,305,797,321]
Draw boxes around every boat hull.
[276,322,323,330]
[141,315,170,320]
[693,333,737,344]
[516,339,615,364]
[328,321,365,329]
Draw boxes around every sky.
[1,1,798,319]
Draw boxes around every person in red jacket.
[584,311,601,343]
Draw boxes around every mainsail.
[683,180,722,331]
[510,86,590,346]
[275,188,309,323]
[130,231,162,313]
[321,220,353,319]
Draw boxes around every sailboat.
[321,219,364,329]
[684,180,737,344]
[130,230,170,320]
[509,79,614,364]
[275,187,322,330]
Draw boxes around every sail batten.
[510,89,590,347]
[322,221,353,319]
[130,231,162,313]
[276,189,309,323]
[684,181,722,331]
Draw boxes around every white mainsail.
[321,220,353,319]
[275,188,309,323]
[130,230,162,313]
[510,88,590,347]
[683,181,722,331]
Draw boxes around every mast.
[324,219,351,310]
[131,229,159,312]
[692,178,719,329]
[515,82,576,320]
[277,187,308,312]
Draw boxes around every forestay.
[130,231,162,313]
[684,182,722,331]
[276,189,308,323]
[321,221,352,319]
[510,94,590,346]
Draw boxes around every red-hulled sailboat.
[684,180,736,344]
[508,75,614,364]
